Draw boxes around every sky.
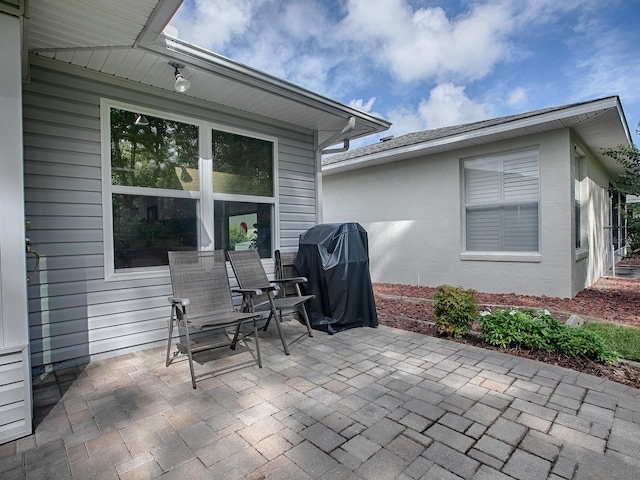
[169,0,640,148]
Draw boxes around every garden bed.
[374,276,640,390]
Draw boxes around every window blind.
[465,149,539,252]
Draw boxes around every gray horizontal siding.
[23,61,317,371]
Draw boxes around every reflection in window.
[111,109,199,191]
[113,194,197,269]
[108,107,199,272]
[212,130,273,197]
[214,201,272,258]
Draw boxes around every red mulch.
[373,275,640,389]
[374,276,640,327]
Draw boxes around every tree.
[604,142,640,255]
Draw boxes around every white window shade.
[464,149,539,252]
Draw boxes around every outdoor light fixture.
[169,61,190,93]
[134,114,149,126]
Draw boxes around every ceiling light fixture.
[169,61,190,93]
[134,114,149,126]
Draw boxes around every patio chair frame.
[166,250,262,388]
[227,249,314,355]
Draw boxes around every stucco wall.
[323,129,588,298]
[571,135,612,296]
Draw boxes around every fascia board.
[135,0,184,48]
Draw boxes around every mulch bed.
[373,275,640,390]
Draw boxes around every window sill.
[460,252,541,263]
[575,249,589,261]
[106,266,170,282]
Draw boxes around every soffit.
[27,0,159,50]
[24,0,390,146]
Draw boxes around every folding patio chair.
[227,249,314,355]
[166,250,262,388]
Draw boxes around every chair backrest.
[168,250,234,317]
[275,250,300,296]
[226,249,270,289]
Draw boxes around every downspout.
[317,116,356,154]
[315,117,356,224]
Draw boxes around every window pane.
[503,155,539,202]
[503,203,538,251]
[111,108,199,191]
[214,201,272,258]
[113,194,197,269]
[466,204,538,252]
[465,158,501,204]
[212,130,274,197]
[466,206,501,250]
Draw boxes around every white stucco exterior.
[323,126,619,299]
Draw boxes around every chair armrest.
[232,286,276,296]
[272,276,308,284]
[168,296,191,306]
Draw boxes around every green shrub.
[555,328,619,363]
[433,285,478,339]
[479,308,618,363]
[479,309,557,351]
[583,322,640,361]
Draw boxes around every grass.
[583,322,640,362]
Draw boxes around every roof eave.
[139,33,391,140]
[323,96,631,176]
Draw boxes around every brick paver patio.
[1,323,639,479]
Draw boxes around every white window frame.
[101,99,279,281]
[461,147,541,262]
[209,121,279,256]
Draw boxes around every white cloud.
[387,83,491,135]
[169,0,255,51]
[349,97,377,113]
[338,0,604,85]
[340,0,516,83]
[570,26,640,104]
[169,0,602,93]
[506,87,528,108]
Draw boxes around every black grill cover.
[295,223,378,333]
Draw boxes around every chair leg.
[266,293,290,355]
[230,323,241,350]
[166,308,176,367]
[271,308,290,355]
[182,322,197,389]
[253,318,262,368]
[300,305,314,338]
[262,311,273,332]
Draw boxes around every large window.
[464,148,539,252]
[103,102,277,279]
